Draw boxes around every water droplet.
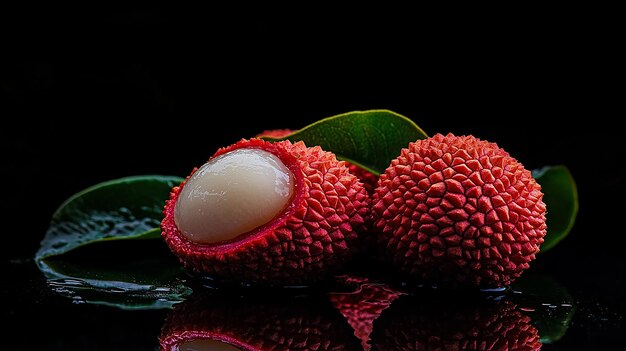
[107,287,128,293]
[481,287,507,293]
[283,285,309,289]
[50,279,88,287]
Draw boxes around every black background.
[2,6,624,349]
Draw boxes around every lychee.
[160,291,362,351]
[372,133,546,287]
[161,138,369,284]
[257,129,379,193]
[370,296,542,351]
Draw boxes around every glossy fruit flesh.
[174,148,293,244]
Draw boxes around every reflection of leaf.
[37,240,191,310]
[511,274,576,344]
[36,175,183,262]
[261,109,428,175]
[533,166,578,252]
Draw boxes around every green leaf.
[261,109,428,175]
[38,240,192,310]
[36,175,183,262]
[533,165,578,252]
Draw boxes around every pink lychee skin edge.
[372,133,547,287]
[161,138,369,284]
[160,331,256,351]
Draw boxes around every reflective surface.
[4,247,624,350]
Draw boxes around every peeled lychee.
[257,129,379,193]
[372,133,546,287]
[161,138,369,284]
[160,292,362,351]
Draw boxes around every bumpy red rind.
[162,138,369,284]
[348,164,378,194]
[257,129,379,193]
[372,133,547,287]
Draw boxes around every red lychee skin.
[161,138,369,284]
[257,129,379,194]
[160,293,362,351]
[348,164,378,194]
[329,276,404,351]
[372,133,547,287]
[256,128,295,138]
[370,298,542,351]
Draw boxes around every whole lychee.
[372,133,546,287]
[370,296,542,351]
[161,138,369,285]
[257,129,379,193]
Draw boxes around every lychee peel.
[257,129,379,193]
[348,163,378,194]
[256,128,295,139]
[372,133,546,287]
[161,138,369,284]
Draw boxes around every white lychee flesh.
[174,148,293,244]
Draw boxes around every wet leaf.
[533,165,578,252]
[261,109,428,175]
[36,175,183,261]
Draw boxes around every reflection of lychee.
[159,292,362,351]
[372,133,546,287]
[370,297,542,351]
[257,129,379,193]
[161,138,369,284]
[329,277,404,351]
